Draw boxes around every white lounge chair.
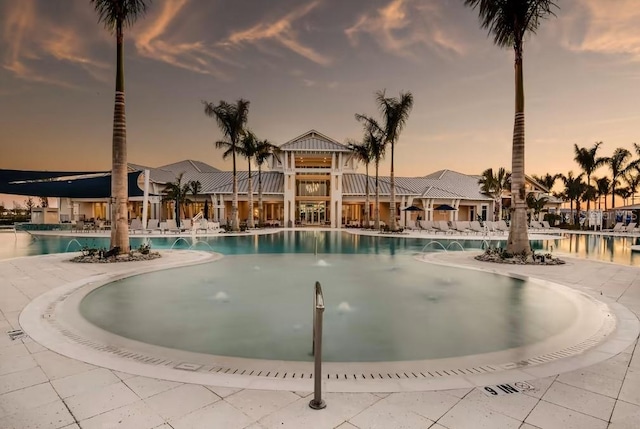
[434,220,454,234]
[604,222,624,232]
[129,219,143,234]
[452,221,471,234]
[495,220,509,234]
[469,221,484,234]
[165,219,180,234]
[145,219,161,234]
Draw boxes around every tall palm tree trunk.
[611,183,616,209]
[231,150,239,230]
[586,174,591,212]
[374,162,380,229]
[110,20,129,253]
[507,47,531,255]
[247,161,254,228]
[496,197,502,221]
[389,142,396,230]
[258,165,263,225]
[364,163,370,228]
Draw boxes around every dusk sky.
[1,0,639,189]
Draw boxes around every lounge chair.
[604,222,624,232]
[145,219,160,234]
[180,219,192,232]
[417,220,433,233]
[623,222,637,233]
[529,221,543,231]
[452,221,471,234]
[495,220,509,234]
[434,220,454,234]
[129,219,143,234]
[196,219,208,233]
[468,221,483,234]
[165,219,180,234]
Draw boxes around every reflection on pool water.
[3,230,640,266]
[80,253,578,362]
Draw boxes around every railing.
[309,281,326,410]
[192,211,203,222]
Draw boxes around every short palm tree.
[573,142,606,213]
[203,99,250,231]
[238,131,258,228]
[526,192,548,221]
[531,173,560,193]
[465,0,558,254]
[255,139,277,225]
[561,171,586,225]
[594,176,611,210]
[162,173,191,226]
[606,148,632,208]
[91,0,150,253]
[478,168,511,221]
[348,137,374,228]
[189,180,202,218]
[355,115,386,229]
[375,90,414,231]
[616,187,633,206]
[623,170,640,205]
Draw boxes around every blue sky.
[1,0,639,196]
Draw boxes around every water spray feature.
[169,237,192,250]
[421,241,447,252]
[64,239,84,253]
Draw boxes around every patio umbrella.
[203,199,209,220]
[402,205,424,226]
[434,204,457,211]
[402,205,424,212]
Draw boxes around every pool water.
[3,230,640,266]
[80,253,578,362]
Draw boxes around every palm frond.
[91,0,150,32]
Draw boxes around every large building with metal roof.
[49,130,557,227]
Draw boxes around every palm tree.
[573,142,606,213]
[526,192,548,221]
[623,169,640,205]
[616,187,633,206]
[238,131,258,228]
[464,0,557,255]
[91,0,150,253]
[255,139,277,225]
[355,115,386,229]
[162,173,191,227]
[478,168,511,220]
[531,173,560,193]
[594,176,611,210]
[561,172,586,225]
[189,180,202,218]
[348,137,374,228]
[203,99,250,231]
[375,90,414,231]
[606,148,632,208]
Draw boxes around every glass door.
[298,202,326,225]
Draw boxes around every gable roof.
[343,170,492,200]
[278,130,351,152]
[159,160,220,174]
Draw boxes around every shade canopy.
[434,204,457,211]
[0,169,146,198]
[402,205,424,211]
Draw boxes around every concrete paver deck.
[0,250,638,428]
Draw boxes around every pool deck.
[1,251,639,428]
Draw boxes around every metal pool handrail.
[309,281,326,410]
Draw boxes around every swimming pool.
[3,230,640,266]
[79,253,579,362]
